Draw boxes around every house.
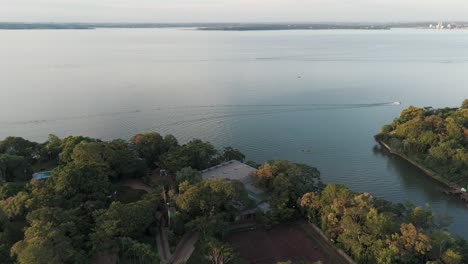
[202,160,271,216]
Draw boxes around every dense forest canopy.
[0,132,246,263]
[375,99,468,186]
[0,128,466,263]
[301,184,467,264]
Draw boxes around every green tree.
[71,140,147,179]
[252,160,322,221]
[117,237,160,263]
[93,199,157,244]
[204,238,238,264]
[176,178,248,221]
[0,154,32,182]
[1,191,31,219]
[130,132,165,167]
[175,167,203,187]
[0,137,40,160]
[461,99,468,109]
[59,136,95,164]
[163,134,179,151]
[44,134,62,160]
[0,182,24,200]
[161,139,218,172]
[399,106,425,123]
[51,163,112,207]
[0,208,17,263]
[11,207,86,264]
[219,147,245,162]
[442,249,462,264]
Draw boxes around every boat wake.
[0,101,402,127]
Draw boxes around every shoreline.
[378,140,468,207]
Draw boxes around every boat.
[302,149,312,154]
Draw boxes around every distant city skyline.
[1,0,468,23]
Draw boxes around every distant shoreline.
[1,22,466,31]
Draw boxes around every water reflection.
[372,144,467,236]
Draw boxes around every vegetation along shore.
[375,99,468,206]
[0,127,467,263]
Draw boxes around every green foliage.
[1,191,31,219]
[0,154,32,182]
[130,132,166,167]
[71,140,147,179]
[442,248,462,264]
[0,208,17,263]
[163,134,179,151]
[59,136,95,163]
[203,238,239,264]
[175,167,203,187]
[115,186,146,204]
[462,99,468,109]
[93,198,158,245]
[117,237,160,264]
[51,163,112,207]
[300,184,465,264]
[376,100,468,186]
[177,178,247,217]
[252,160,323,222]
[0,132,174,263]
[0,137,40,161]
[44,134,62,160]
[245,160,260,169]
[219,147,245,162]
[161,139,218,172]
[11,207,88,264]
[0,182,25,200]
[176,178,248,238]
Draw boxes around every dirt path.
[116,178,154,193]
[156,226,172,262]
[170,231,200,263]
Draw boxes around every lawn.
[114,185,147,203]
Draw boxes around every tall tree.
[130,132,165,167]
[51,163,112,208]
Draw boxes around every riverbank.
[378,140,468,207]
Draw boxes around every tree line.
[0,129,466,263]
[375,99,468,186]
[0,132,245,263]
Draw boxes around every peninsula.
[375,100,468,205]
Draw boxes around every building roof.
[202,160,256,183]
[202,160,271,213]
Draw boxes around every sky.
[1,0,468,23]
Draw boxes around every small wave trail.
[363,101,401,107]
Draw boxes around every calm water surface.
[1,28,467,237]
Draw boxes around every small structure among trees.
[202,160,271,215]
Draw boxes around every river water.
[1,28,467,237]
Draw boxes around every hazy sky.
[1,0,468,23]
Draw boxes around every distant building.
[32,171,52,180]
